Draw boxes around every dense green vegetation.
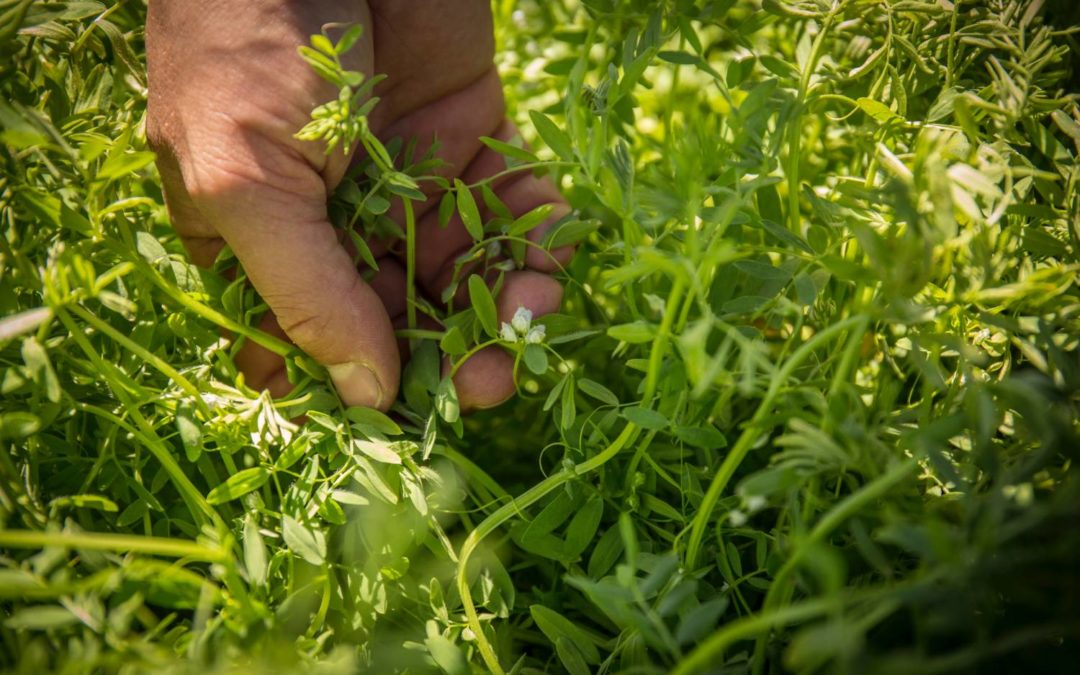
[2,0,1079,673]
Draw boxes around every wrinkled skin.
[146,0,571,410]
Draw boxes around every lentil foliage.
[1,0,1079,673]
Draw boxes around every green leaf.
[49,494,118,513]
[544,373,568,412]
[117,500,149,527]
[563,495,603,561]
[721,295,771,315]
[658,50,699,65]
[508,203,554,237]
[345,406,403,435]
[297,45,345,86]
[454,178,483,241]
[96,150,155,182]
[607,321,655,343]
[206,467,269,505]
[523,343,548,375]
[588,525,624,578]
[0,0,32,48]
[528,110,574,160]
[794,272,818,306]
[21,337,59,402]
[760,219,814,253]
[282,515,326,566]
[0,408,43,440]
[319,495,346,524]
[334,23,364,55]
[4,605,77,630]
[673,425,727,449]
[435,376,460,423]
[622,406,668,430]
[310,34,335,56]
[523,492,578,540]
[438,190,456,228]
[352,438,402,465]
[480,135,538,165]
[759,54,800,79]
[481,183,511,220]
[542,219,600,249]
[556,637,592,675]
[0,307,50,343]
[468,275,498,338]
[676,597,729,646]
[175,405,202,462]
[560,374,577,431]
[440,325,467,355]
[857,97,899,123]
[578,378,618,406]
[243,515,267,586]
[425,634,469,675]
[530,605,600,664]
[734,259,791,280]
[364,194,390,215]
[135,230,168,265]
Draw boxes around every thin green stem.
[67,303,211,417]
[131,257,294,357]
[0,529,226,561]
[672,579,917,675]
[748,458,917,673]
[787,4,842,233]
[450,339,501,377]
[56,310,220,530]
[946,0,961,89]
[623,277,686,490]
[453,273,686,672]
[684,314,869,569]
[404,197,418,331]
[456,422,639,674]
[394,328,445,341]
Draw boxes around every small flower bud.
[511,306,532,335]
[500,322,518,342]
[524,325,546,344]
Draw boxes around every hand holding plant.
[146,0,572,411]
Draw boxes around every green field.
[1,0,1079,673]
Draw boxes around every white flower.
[500,322,518,342]
[728,509,748,527]
[744,495,767,512]
[510,306,532,335]
[524,324,546,344]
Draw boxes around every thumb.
[188,133,400,409]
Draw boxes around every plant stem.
[404,197,417,331]
[67,303,211,417]
[56,310,221,530]
[684,314,869,569]
[787,4,842,233]
[130,257,294,357]
[456,422,639,674]
[747,458,917,674]
[0,529,226,561]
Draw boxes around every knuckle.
[269,274,362,361]
[185,137,321,210]
[276,305,333,353]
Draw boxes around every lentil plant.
[1,1,1079,673]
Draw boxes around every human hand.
[146,0,572,411]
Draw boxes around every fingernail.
[327,362,384,409]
